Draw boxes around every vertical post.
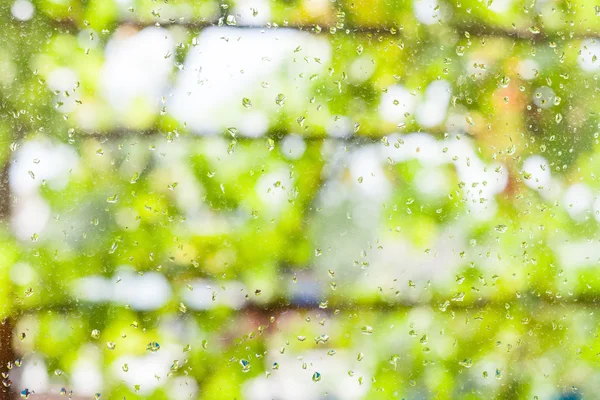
[0,161,15,399]
[0,318,13,400]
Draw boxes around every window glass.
[0,0,597,398]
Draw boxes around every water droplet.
[494,224,508,233]
[106,342,116,350]
[498,76,510,88]
[275,94,286,106]
[266,138,275,152]
[91,329,100,339]
[240,358,251,372]
[315,334,329,344]
[226,127,238,137]
[361,326,374,335]
[452,292,465,302]
[106,194,118,204]
[242,98,252,108]
[555,113,563,124]
[20,389,31,399]
[146,341,160,352]
[226,15,236,25]
[312,371,322,382]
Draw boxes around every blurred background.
[1,0,600,398]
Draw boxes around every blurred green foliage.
[2,0,600,399]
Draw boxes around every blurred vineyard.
[2,0,600,398]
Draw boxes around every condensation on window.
[0,0,597,399]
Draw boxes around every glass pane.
[0,0,596,398]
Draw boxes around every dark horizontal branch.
[44,15,598,43]
[66,124,452,144]
[454,21,596,43]
[15,291,600,317]
[47,16,392,36]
